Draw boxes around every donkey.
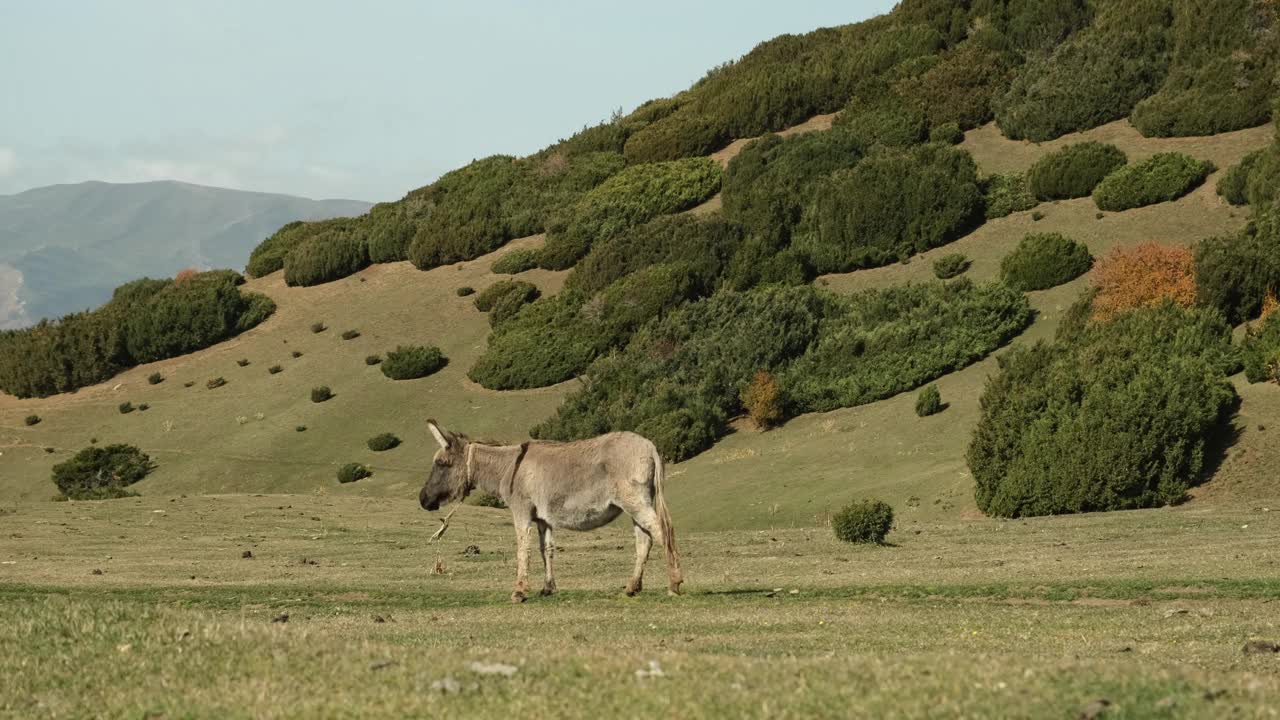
[419,419,683,602]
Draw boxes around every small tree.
[1092,243,1197,322]
[832,500,894,544]
[52,444,154,500]
[740,370,783,430]
[915,385,943,417]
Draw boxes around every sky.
[1,1,897,203]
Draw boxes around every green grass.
[2,494,1279,718]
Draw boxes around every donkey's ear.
[427,419,450,449]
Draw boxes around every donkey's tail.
[652,447,683,595]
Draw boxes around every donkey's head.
[419,419,470,511]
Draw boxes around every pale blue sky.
[1,1,896,202]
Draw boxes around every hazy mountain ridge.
[0,180,372,328]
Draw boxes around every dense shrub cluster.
[0,271,274,398]
[833,88,929,148]
[932,254,970,279]
[365,206,417,264]
[797,144,982,273]
[52,444,153,500]
[491,248,540,275]
[283,229,370,287]
[981,173,1038,219]
[1194,208,1280,324]
[537,157,722,270]
[381,345,446,380]
[832,499,894,544]
[246,218,358,278]
[1218,150,1265,206]
[1093,243,1197,322]
[567,215,741,296]
[1092,153,1214,211]
[1242,312,1280,383]
[474,280,540,313]
[969,302,1239,518]
[999,234,1093,291]
[1027,143,1127,201]
[894,43,1014,130]
[533,281,1031,461]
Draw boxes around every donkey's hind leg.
[625,521,652,596]
[536,520,556,597]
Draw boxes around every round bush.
[52,444,153,500]
[236,359,250,367]
[147,372,163,385]
[337,463,371,484]
[310,386,333,403]
[999,233,1093,291]
[381,345,446,381]
[118,402,135,415]
[367,433,401,452]
[365,355,382,366]
[456,286,475,297]
[932,254,970,280]
[915,384,943,417]
[474,280,540,313]
[1092,153,1215,212]
[283,230,370,287]
[491,248,540,275]
[1217,150,1264,206]
[832,500,894,544]
[981,173,1038,220]
[268,365,283,374]
[24,414,41,426]
[1027,143,1127,201]
[341,329,360,341]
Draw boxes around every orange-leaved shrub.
[1092,243,1196,322]
[740,370,784,430]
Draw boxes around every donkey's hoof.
[511,591,527,604]
[539,582,557,597]
[624,580,642,597]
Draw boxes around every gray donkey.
[419,420,683,602]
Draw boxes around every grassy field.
[3,494,1280,718]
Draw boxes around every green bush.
[364,355,382,366]
[456,286,475,297]
[1027,143,1128,200]
[894,43,1015,130]
[798,144,982,273]
[283,229,370,287]
[915,384,943,416]
[491,249,540,274]
[291,351,303,358]
[367,433,401,452]
[268,365,283,374]
[1092,153,1215,211]
[1218,150,1265,206]
[366,211,416,264]
[981,173,1039,219]
[296,425,307,432]
[118,402,135,415]
[1242,313,1280,383]
[341,329,360,340]
[537,157,722,270]
[147,372,163,385]
[310,386,333,403]
[246,218,359,278]
[1194,209,1280,324]
[999,233,1093,291]
[932,254,970,279]
[24,414,41,426]
[337,463,371,484]
[567,214,741,297]
[834,90,929,148]
[969,302,1239,518]
[381,345,446,380]
[832,500,894,544]
[929,122,964,145]
[207,377,226,389]
[474,280,540,313]
[52,444,153,500]
[137,403,149,412]
[236,358,250,367]
[1246,145,1280,208]
[468,294,610,390]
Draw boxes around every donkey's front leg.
[536,520,556,596]
[512,520,532,603]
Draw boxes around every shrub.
[915,384,943,417]
[1194,211,1280,324]
[741,370,784,430]
[469,295,610,390]
[237,359,250,367]
[52,444,154,500]
[456,286,475,297]
[999,233,1093,291]
[311,322,327,334]
[367,433,401,452]
[310,386,333,403]
[832,500,894,544]
[206,377,227,390]
[568,214,740,297]
[381,345,446,380]
[341,329,360,340]
[118,402,135,415]
[268,365,283,374]
[137,403,149,412]
[147,372,163,385]
[834,91,929,148]
[24,414,41,426]
[537,157,722,270]
[1242,313,1280,383]
[183,381,195,388]
[366,211,416,264]
[969,302,1239,518]
[1031,211,1045,222]
[1027,143,1128,200]
[491,249,540,274]
[895,43,1015,130]
[1218,150,1265,206]
[295,425,307,432]
[798,144,982,273]
[1246,146,1280,209]
[981,173,1038,220]
[292,351,304,358]
[1093,243,1197,322]
[365,355,382,366]
[932,254,970,279]
[929,122,964,145]
[337,463,371,484]
[469,492,507,509]
[474,280,540,313]
[1092,153,1215,211]
[283,228,370,287]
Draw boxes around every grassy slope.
[3,494,1280,717]
[1,119,1276,531]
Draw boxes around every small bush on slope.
[915,384,943,417]
[566,214,740,297]
[52,444,153,500]
[1093,243,1198,322]
[999,234,1093,292]
[832,500,894,544]
[246,218,360,278]
[380,345,446,381]
[490,249,540,275]
[969,302,1239,518]
[474,280,540,313]
[337,463,371,484]
[1092,153,1215,211]
[741,370,784,430]
[1194,207,1280,324]
[1027,143,1127,201]
[981,173,1038,220]
[1242,311,1280,383]
[1217,150,1265,206]
[367,433,401,452]
[932,254,969,279]
[283,229,370,287]
[536,157,722,270]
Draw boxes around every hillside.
[0,181,371,328]
[2,0,1279,531]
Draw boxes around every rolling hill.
[0,180,371,328]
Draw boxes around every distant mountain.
[0,180,372,328]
